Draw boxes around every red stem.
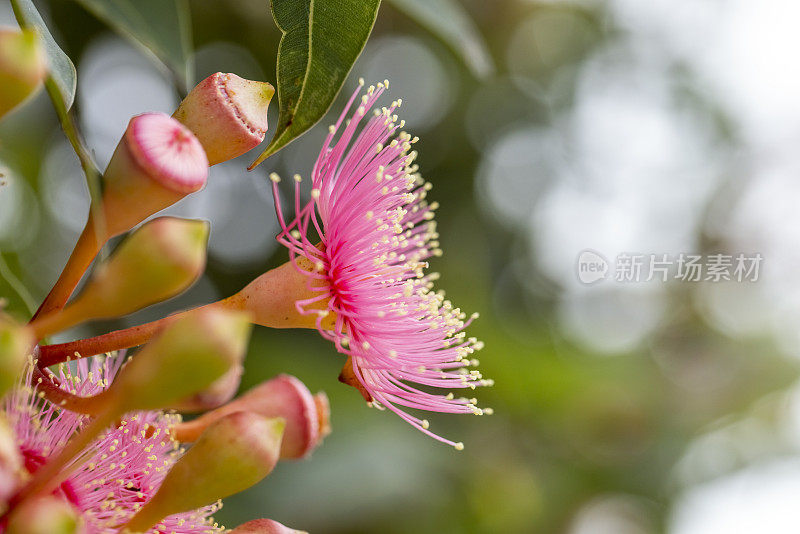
[37,301,224,367]
[37,315,175,367]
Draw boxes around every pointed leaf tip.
[249,0,381,169]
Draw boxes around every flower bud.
[100,113,208,238]
[124,412,283,533]
[0,29,46,119]
[6,495,83,534]
[31,217,209,338]
[173,374,329,459]
[171,363,242,412]
[109,308,252,413]
[230,519,307,534]
[84,217,208,313]
[173,72,274,165]
[0,316,32,396]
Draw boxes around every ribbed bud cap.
[110,308,252,412]
[0,29,45,119]
[173,374,330,459]
[125,113,208,193]
[101,113,208,237]
[230,519,307,534]
[174,72,274,165]
[124,413,283,533]
[6,495,83,534]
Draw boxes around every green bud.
[124,412,284,533]
[79,217,209,317]
[30,217,210,338]
[0,315,32,396]
[110,308,251,412]
[171,364,242,412]
[6,496,83,534]
[0,29,45,119]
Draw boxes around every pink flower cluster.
[4,355,219,533]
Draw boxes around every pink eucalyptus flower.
[3,355,221,533]
[270,79,491,449]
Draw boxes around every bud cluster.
[0,67,329,532]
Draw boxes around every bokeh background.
[2,0,800,532]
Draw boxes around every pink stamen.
[269,81,489,447]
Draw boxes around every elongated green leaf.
[10,0,77,109]
[250,0,381,168]
[73,0,193,92]
[386,0,493,79]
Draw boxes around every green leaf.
[73,0,193,93]
[10,0,77,109]
[386,0,494,79]
[250,0,381,169]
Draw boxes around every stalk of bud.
[0,29,45,119]
[230,519,307,534]
[30,217,209,338]
[6,495,83,534]
[123,412,284,533]
[173,374,330,459]
[34,113,208,319]
[174,72,274,165]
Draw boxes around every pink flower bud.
[100,113,208,238]
[0,29,45,119]
[30,217,209,338]
[230,519,307,534]
[173,374,329,459]
[109,308,252,413]
[124,412,283,533]
[174,72,274,165]
[6,495,84,534]
[0,315,32,395]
